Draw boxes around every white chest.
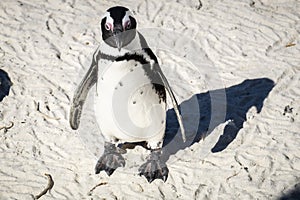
[94,60,166,143]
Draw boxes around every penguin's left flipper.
[157,69,186,142]
[139,32,185,142]
[69,63,98,130]
[139,149,168,183]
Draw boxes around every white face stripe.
[102,10,134,30]
[122,11,133,27]
[103,12,114,29]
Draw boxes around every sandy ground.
[0,0,299,199]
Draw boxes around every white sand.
[0,0,299,199]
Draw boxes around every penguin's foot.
[95,142,125,176]
[138,149,169,183]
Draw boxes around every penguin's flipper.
[158,69,186,142]
[69,63,98,130]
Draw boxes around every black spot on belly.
[140,91,144,95]
[119,82,123,87]
[133,101,136,104]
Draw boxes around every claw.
[162,174,167,182]
[106,167,115,176]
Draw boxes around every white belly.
[94,60,166,144]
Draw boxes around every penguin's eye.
[124,21,131,29]
[105,23,112,31]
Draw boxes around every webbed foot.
[95,142,125,176]
[138,149,169,183]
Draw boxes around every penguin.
[69,6,185,183]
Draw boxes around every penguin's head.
[101,6,137,51]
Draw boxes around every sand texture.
[0,0,299,199]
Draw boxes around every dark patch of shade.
[0,69,12,102]
[162,78,275,162]
[279,183,300,200]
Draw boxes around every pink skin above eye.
[124,21,131,29]
[105,23,113,31]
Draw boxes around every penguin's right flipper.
[69,62,98,130]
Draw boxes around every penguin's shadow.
[0,69,12,102]
[163,78,274,162]
[279,183,300,200]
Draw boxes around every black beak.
[113,27,123,52]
